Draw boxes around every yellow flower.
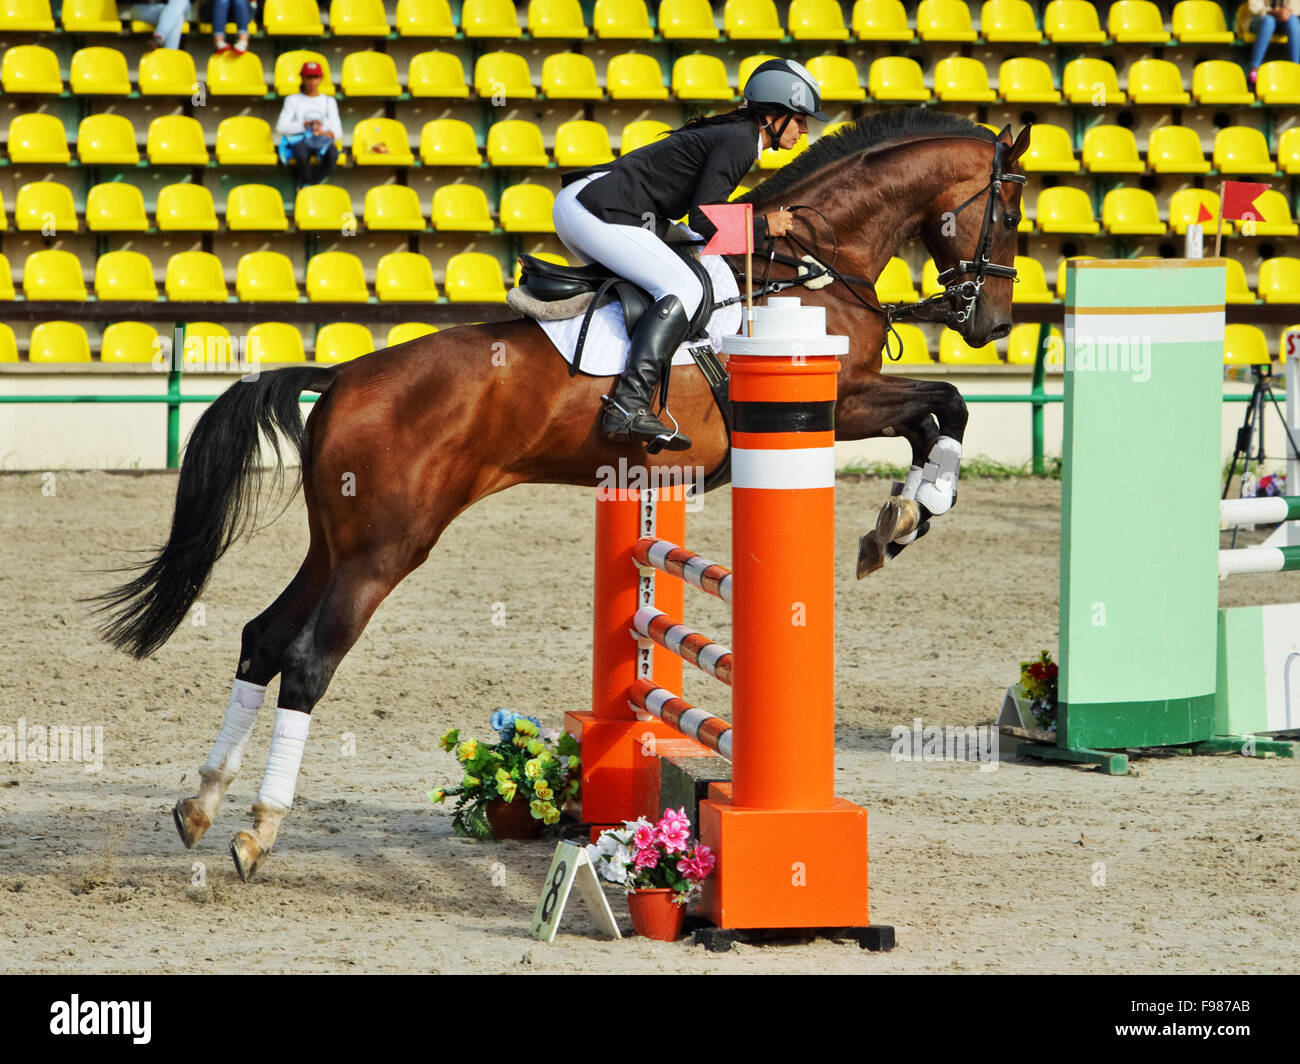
[513,735,528,748]
[526,739,545,756]
[498,778,517,803]
[427,788,446,804]
[462,774,480,789]
[530,799,550,821]
[541,802,560,825]
[564,779,581,800]
[523,758,542,779]
[439,729,459,752]
[456,739,479,762]
[515,719,539,737]
[567,755,581,772]
[534,781,553,801]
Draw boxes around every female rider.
[552,58,827,451]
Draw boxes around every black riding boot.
[600,295,693,451]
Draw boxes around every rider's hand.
[766,209,795,237]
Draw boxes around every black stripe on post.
[732,400,836,434]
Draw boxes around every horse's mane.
[738,108,997,208]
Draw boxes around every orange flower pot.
[484,799,544,840]
[627,888,686,941]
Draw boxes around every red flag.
[699,202,753,256]
[1221,181,1271,221]
[1195,201,1214,224]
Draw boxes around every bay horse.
[95,109,1031,880]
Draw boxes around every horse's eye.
[1004,213,1020,230]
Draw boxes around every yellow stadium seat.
[981,0,1042,41]
[738,53,780,89]
[1224,257,1255,303]
[593,0,652,37]
[555,119,615,166]
[314,322,374,363]
[1213,126,1275,174]
[2,0,54,30]
[1036,186,1100,233]
[852,0,912,40]
[1081,125,1144,172]
[409,50,469,96]
[247,322,306,363]
[1146,125,1209,173]
[530,0,587,36]
[15,181,77,233]
[1167,188,1225,234]
[475,51,536,99]
[724,0,783,39]
[94,250,157,301]
[1224,324,1270,365]
[306,252,368,302]
[1172,0,1234,41]
[387,323,438,345]
[226,184,289,230]
[78,113,140,165]
[999,57,1062,102]
[101,322,159,364]
[1256,61,1300,104]
[70,46,130,94]
[916,0,977,40]
[216,116,277,165]
[1005,323,1063,364]
[274,51,335,95]
[788,0,849,39]
[420,118,482,165]
[342,51,401,97]
[207,51,267,96]
[263,0,324,34]
[363,184,426,230]
[882,323,932,364]
[462,0,522,35]
[29,323,91,363]
[1102,187,1165,234]
[659,0,718,37]
[1258,257,1300,302]
[0,324,17,360]
[1127,58,1190,104]
[1108,0,1170,42]
[1062,57,1126,104]
[376,252,439,301]
[934,57,995,101]
[61,0,120,31]
[294,184,354,231]
[0,253,13,300]
[499,182,555,231]
[237,251,299,302]
[805,55,865,100]
[868,56,930,100]
[760,133,807,169]
[607,52,668,98]
[1021,124,1079,172]
[86,182,149,232]
[487,119,549,166]
[0,190,6,230]
[875,257,918,302]
[919,259,942,297]
[166,252,229,301]
[445,252,508,301]
[139,48,198,95]
[621,118,672,153]
[1278,127,1300,173]
[1244,190,1299,236]
[2,45,62,93]
[1044,0,1106,41]
[431,183,494,230]
[396,0,454,35]
[330,0,389,35]
[353,118,416,165]
[155,182,218,230]
[8,113,71,164]
[673,53,732,99]
[543,52,602,98]
[1012,255,1054,302]
[1193,60,1254,104]
[939,330,1000,364]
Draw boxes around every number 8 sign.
[529,841,622,943]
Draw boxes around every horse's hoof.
[856,532,886,578]
[875,497,921,544]
[173,797,211,850]
[230,831,267,882]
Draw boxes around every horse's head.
[920,125,1031,348]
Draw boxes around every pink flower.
[677,845,716,882]
[632,823,657,851]
[656,806,692,854]
[633,847,659,871]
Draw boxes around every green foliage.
[836,455,1063,481]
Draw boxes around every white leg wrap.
[255,708,311,813]
[915,435,962,515]
[894,466,924,545]
[200,678,266,777]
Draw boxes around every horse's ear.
[995,123,1013,147]
[1006,124,1033,166]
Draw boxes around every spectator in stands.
[1247,0,1300,83]
[210,0,252,53]
[132,0,189,49]
[276,62,343,189]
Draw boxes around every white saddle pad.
[535,254,742,377]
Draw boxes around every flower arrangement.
[1019,650,1059,731]
[428,710,581,840]
[586,807,716,904]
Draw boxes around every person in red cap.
[275,62,343,188]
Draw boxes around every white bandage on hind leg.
[256,708,312,812]
[915,435,962,515]
[200,678,266,777]
[893,466,924,545]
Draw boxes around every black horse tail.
[92,365,336,659]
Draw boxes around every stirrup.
[644,406,691,454]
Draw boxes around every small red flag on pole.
[1217,180,1271,256]
[699,202,755,336]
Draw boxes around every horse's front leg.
[835,373,969,577]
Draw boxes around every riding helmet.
[742,58,829,122]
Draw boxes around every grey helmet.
[742,58,828,122]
